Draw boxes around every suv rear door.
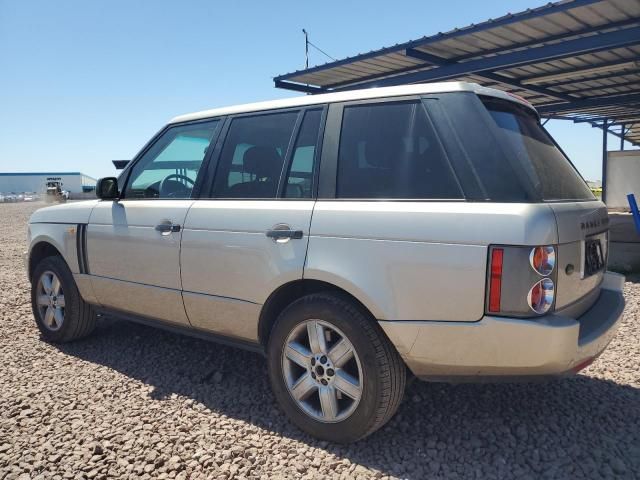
[87,119,221,325]
[179,107,325,342]
[305,97,491,323]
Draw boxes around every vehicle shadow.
[624,272,640,284]
[58,317,640,479]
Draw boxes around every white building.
[0,172,97,195]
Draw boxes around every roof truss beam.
[333,26,640,91]
[404,48,574,102]
[590,122,632,145]
[545,114,638,128]
[565,78,640,95]
[563,105,640,116]
[520,58,640,86]
[273,80,326,94]
[538,93,640,114]
[453,17,640,63]
[548,118,639,146]
[572,115,640,124]
[545,65,640,89]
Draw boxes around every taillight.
[527,278,555,314]
[529,246,555,276]
[488,248,503,313]
[486,245,556,317]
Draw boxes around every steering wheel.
[158,173,195,198]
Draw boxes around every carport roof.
[275,0,640,146]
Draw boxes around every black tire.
[267,292,406,443]
[30,255,96,343]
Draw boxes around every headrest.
[364,137,407,169]
[243,146,282,178]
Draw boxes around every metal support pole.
[629,194,640,235]
[302,29,309,69]
[602,119,608,204]
[620,123,625,151]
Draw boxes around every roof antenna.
[302,28,309,69]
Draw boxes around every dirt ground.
[1,201,639,479]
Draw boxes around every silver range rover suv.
[26,82,625,443]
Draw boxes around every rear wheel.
[267,293,405,443]
[31,256,96,342]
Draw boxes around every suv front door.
[87,119,221,325]
[180,108,324,341]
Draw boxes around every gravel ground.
[1,201,639,480]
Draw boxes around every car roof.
[169,81,537,124]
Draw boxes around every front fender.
[28,224,80,275]
[27,200,100,277]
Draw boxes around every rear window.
[481,97,594,202]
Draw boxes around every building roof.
[169,82,534,124]
[1,172,82,176]
[0,172,97,180]
[275,0,640,146]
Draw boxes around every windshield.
[481,97,594,202]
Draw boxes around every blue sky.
[0,0,635,181]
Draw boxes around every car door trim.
[76,223,90,274]
[95,306,264,354]
[278,106,328,199]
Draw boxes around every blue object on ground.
[628,193,640,235]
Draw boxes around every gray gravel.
[1,201,639,480]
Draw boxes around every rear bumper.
[380,271,626,381]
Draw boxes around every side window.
[124,120,219,199]
[212,111,298,198]
[336,102,463,199]
[284,109,322,198]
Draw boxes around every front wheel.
[31,255,96,343]
[267,293,406,443]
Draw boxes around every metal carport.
[274,0,640,202]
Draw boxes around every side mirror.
[96,177,119,200]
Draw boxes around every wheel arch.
[28,221,83,283]
[258,279,379,348]
[28,240,65,282]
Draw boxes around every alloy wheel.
[36,270,65,331]
[281,319,363,423]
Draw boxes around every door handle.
[266,229,303,240]
[155,223,181,236]
[266,225,303,241]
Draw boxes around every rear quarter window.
[336,101,463,199]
